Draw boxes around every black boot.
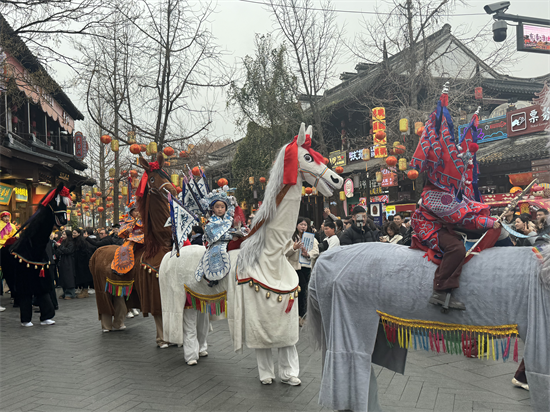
[429,290,466,310]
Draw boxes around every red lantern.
[130,144,141,154]
[100,135,112,144]
[217,178,227,187]
[107,196,113,201]
[259,177,266,184]
[416,126,424,136]
[98,207,104,212]
[323,157,329,165]
[335,166,344,174]
[163,146,175,156]
[393,145,406,155]
[192,166,201,176]
[375,130,386,141]
[77,212,82,216]
[118,195,123,200]
[407,170,419,180]
[305,187,313,195]
[90,197,97,203]
[84,205,89,210]
[139,144,147,152]
[179,150,188,158]
[385,156,397,167]
[130,170,138,178]
[95,191,102,197]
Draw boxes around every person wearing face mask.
[339,206,380,246]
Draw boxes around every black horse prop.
[1,182,74,324]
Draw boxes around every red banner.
[381,168,397,187]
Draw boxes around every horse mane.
[238,144,288,270]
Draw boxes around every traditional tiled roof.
[477,133,548,166]
[0,13,84,121]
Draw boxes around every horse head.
[295,124,343,196]
[137,152,177,259]
[41,182,75,228]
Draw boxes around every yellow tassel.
[492,336,496,361]
[486,333,490,360]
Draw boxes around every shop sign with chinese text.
[381,169,397,187]
[329,150,347,167]
[14,185,28,202]
[74,131,89,160]
[506,104,549,137]
[348,147,375,163]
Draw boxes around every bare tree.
[268,0,344,153]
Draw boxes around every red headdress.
[283,134,324,185]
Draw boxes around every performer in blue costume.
[194,189,239,287]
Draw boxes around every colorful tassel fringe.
[184,285,227,317]
[105,278,134,300]
[378,311,519,363]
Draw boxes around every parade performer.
[410,85,500,311]
[194,189,241,287]
[0,211,17,247]
[111,198,144,275]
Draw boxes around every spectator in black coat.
[340,206,380,246]
[393,214,408,236]
[190,226,204,246]
[110,224,124,246]
[73,229,95,298]
[86,228,115,249]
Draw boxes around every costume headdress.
[199,189,235,217]
[410,83,480,200]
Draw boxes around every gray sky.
[66,0,550,141]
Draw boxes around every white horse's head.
[295,123,343,196]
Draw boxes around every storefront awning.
[342,158,384,174]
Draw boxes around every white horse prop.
[159,123,343,362]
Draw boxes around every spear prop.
[465,178,539,257]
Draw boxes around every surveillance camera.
[484,1,510,14]
[492,20,507,42]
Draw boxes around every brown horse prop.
[89,153,177,345]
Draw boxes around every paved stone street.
[0,292,531,412]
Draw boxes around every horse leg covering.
[154,314,164,344]
[255,348,276,381]
[277,345,299,381]
[197,311,209,353]
[112,296,127,329]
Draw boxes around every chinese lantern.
[415,122,424,136]
[147,142,158,154]
[109,168,115,177]
[385,156,397,167]
[179,150,188,158]
[217,178,226,187]
[84,205,89,210]
[393,144,406,155]
[376,171,383,183]
[77,212,81,216]
[323,157,329,165]
[127,131,137,144]
[171,174,179,186]
[165,161,170,167]
[100,134,112,144]
[130,170,138,178]
[118,195,123,200]
[176,186,182,194]
[407,169,419,180]
[312,187,317,195]
[362,148,371,160]
[107,196,113,201]
[98,207,104,212]
[399,158,407,171]
[192,166,201,176]
[140,144,147,152]
[163,146,174,156]
[96,199,100,205]
[85,194,90,202]
[305,187,313,195]
[132,178,139,188]
[95,191,102,197]
[109,186,113,190]
[399,118,408,133]
[510,186,522,194]
[130,144,141,154]
[259,177,266,184]
[339,191,346,201]
[375,130,386,141]
[111,139,119,152]
[122,187,128,196]
[249,177,255,185]
[335,166,344,174]
[93,187,98,193]
[90,197,97,203]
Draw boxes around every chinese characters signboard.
[381,168,397,187]
[14,185,28,202]
[348,147,375,163]
[458,115,507,143]
[372,107,387,157]
[506,104,550,137]
[74,131,89,160]
[329,150,346,167]
[517,23,550,54]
